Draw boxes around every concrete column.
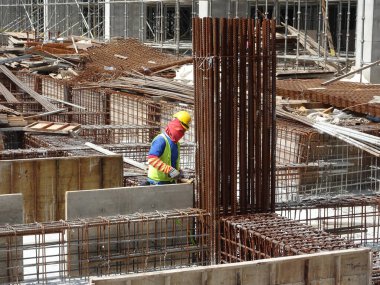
[199,0,209,18]
[355,0,380,83]
[43,0,49,42]
[104,0,111,41]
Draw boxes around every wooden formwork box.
[0,155,123,223]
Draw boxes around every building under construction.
[0,0,379,284]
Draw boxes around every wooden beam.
[85,142,148,171]
[0,82,20,103]
[0,65,58,111]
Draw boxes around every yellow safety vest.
[148,134,180,182]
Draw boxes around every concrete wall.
[0,194,23,224]
[91,248,372,285]
[66,183,193,219]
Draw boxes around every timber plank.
[36,159,57,222]
[0,161,11,194]
[12,160,36,223]
[79,156,102,190]
[101,155,123,188]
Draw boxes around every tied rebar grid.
[220,213,357,264]
[276,118,380,202]
[193,17,276,262]
[276,194,380,282]
[277,79,380,117]
[0,208,210,284]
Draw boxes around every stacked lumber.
[7,116,27,127]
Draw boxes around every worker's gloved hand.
[168,168,180,179]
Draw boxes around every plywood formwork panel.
[79,156,102,190]
[0,161,11,193]
[57,158,80,220]
[90,248,371,285]
[101,155,124,188]
[36,159,57,222]
[12,160,36,223]
[0,155,123,223]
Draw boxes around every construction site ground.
[0,30,380,284]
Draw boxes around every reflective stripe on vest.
[148,133,180,182]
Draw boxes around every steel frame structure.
[0,0,358,69]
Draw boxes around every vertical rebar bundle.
[193,17,276,261]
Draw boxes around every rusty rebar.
[220,213,357,263]
[0,209,210,283]
[193,17,276,263]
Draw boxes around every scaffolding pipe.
[284,0,289,69]
[20,0,35,31]
[345,0,351,71]
[321,58,380,86]
[175,0,180,54]
[303,0,308,69]
[296,0,301,70]
[104,0,111,41]
[74,0,94,38]
[336,0,342,57]
[359,0,365,82]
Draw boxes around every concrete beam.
[355,0,380,83]
[66,183,193,219]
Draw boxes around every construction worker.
[146,111,191,185]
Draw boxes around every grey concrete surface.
[0,194,23,224]
[356,0,380,83]
[66,183,193,219]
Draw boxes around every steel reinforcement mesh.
[220,213,357,264]
[0,209,210,284]
[276,195,380,282]
[22,133,195,169]
[276,119,380,202]
[79,125,161,144]
[277,79,380,117]
[16,73,195,133]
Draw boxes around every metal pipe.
[345,0,351,71]
[284,0,289,69]
[303,0,308,69]
[336,0,342,57]
[175,0,180,55]
[359,0,365,82]
[321,58,380,85]
[296,0,301,70]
